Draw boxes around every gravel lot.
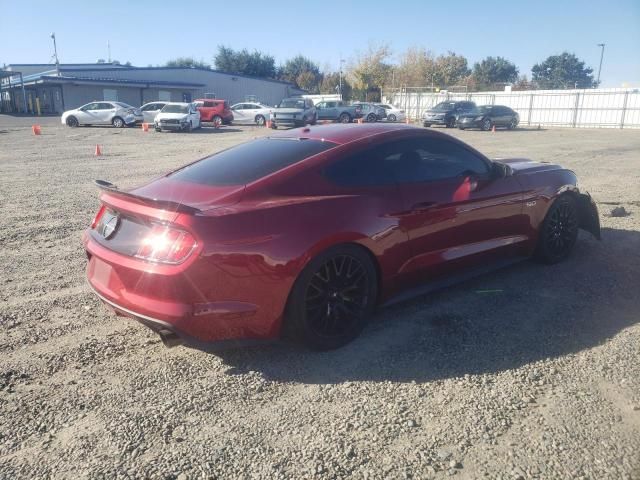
[1,116,639,480]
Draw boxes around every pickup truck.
[315,100,361,123]
[271,97,317,129]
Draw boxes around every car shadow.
[211,227,639,384]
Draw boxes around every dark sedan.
[458,105,520,131]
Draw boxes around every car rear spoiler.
[94,179,201,214]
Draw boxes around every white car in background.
[376,103,406,122]
[154,102,201,132]
[230,102,273,126]
[139,101,169,124]
[61,101,143,128]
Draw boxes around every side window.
[391,138,489,184]
[315,102,325,109]
[204,101,216,108]
[324,147,396,187]
[82,103,98,110]
[325,101,336,108]
[98,103,113,110]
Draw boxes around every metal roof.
[28,75,205,89]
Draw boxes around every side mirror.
[491,162,511,179]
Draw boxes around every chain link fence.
[385,87,640,128]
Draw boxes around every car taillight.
[136,224,197,264]
[91,205,107,229]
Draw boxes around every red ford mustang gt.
[84,123,600,350]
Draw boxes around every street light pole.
[596,43,605,87]
[339,58,345,99]
[50,33,60,76]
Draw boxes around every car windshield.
[169,138,337,186]
[279,99,305,109]
[432,102,457,112]
[162,104,189,113]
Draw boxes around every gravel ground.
[0,116,639,480]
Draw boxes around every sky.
[1,0,639,87]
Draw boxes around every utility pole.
[596,43,605,87]
[338,58,345,99]
[50,33,60,75]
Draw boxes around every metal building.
[1,63,305,114]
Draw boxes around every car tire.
[112,117,125,128]
[185,121,192,132]
[458,126,465,130]
[534,195,579,264]
[66,116,79,127]
[284,244,378,351]
[338,112,351,123]
[366,113,377,123]
[212,115,222,126]
[446,117,456,128]
[508,118,518,130]
[310,114,317,125]
[388,114,397,122]
[255,115,266,126]
[481,118,492,131]
[423,123,431,128]
[155,127,161,132]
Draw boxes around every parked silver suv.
[271,97,317,129]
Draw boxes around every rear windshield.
[432,102,457,111]
[168,138,337,186]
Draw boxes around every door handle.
[411,201,437,211]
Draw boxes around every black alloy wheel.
[535,195,579,264]
[286,245,377,350]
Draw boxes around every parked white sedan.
[139,101,168,124]
[376,103,406,122]
[61,101,143,127]
[154,103,201,132]
[230,102,273,126]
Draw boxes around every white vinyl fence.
[386,87,640,129]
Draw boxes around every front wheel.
[66,116,79,127]
[446,117,456,128]
[212,115,222,127]
[255,115,266,126]
[534,195,579,264]
[481,118,492,131]
[284,245,378,351]
[366,113,377,123]
[112,117,125,128]
[423,123,431,128]
[508,118,518,130]
[387,114,397,122]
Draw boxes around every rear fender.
[577,193,601,240]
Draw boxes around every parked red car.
[84,124,600,350]
[193,98,233,125]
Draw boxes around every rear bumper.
[83,231,288,346]
[273,119,304,127]
[458,119,483,128]
[423,117,447,125]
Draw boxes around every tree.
[165,57,210,69]
[347,43,392,100]
[472,56,518,87]
[96,59,106,64]
[214,46,276,78]
[277,55,322,92]
[531,52,595,89]
[394,46,437,88]
[434,52,470,87]
[320,71,352,99]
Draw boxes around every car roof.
[269,123,450,146]
[194,98,226,102]
[162,102,191,106]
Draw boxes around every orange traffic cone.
[141,122,149,132]
[491,125,496,133]
[94,144,102,156]
[266,120,272,128]
[357,118,363,124]
[32,125,41,135]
